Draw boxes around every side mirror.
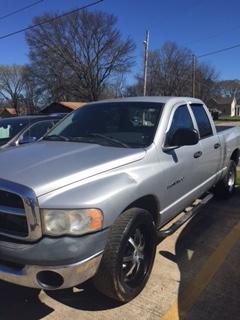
[164,128,199,151]
[19,136,37,145]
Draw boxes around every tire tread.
[93,208,156,302]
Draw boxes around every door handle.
[194,151,203,158]
[214,143,221,149]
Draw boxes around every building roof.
[40,101,86,114]
[54,101,86,110]
[0,107,17,116]
[5,108,17,115]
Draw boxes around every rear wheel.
[214,160,237,198]
[93,208,156,302]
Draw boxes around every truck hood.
[0,141,145,196]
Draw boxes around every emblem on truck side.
[167,177,184,189]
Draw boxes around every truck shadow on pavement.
[159,188,240,320]
[0,277,121,320]
[0,190,239,319]
[0,282,53,320]
[48,281,122,311]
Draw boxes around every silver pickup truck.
[0,97,239,303]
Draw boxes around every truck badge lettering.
[167,177,184,189]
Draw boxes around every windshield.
[0,118,30,146]
[44,102,164,148]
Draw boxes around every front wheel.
[214,160,237,198]
[93,208,156,303]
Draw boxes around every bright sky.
[0,0,240,81]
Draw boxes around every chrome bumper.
[0,252,103,290]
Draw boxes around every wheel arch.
[123,195,160,227]
[230,148,240,166]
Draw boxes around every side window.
[166,105,194,146]
[190,104,213,139]
[0,125,10,139]
[22,121,54,140]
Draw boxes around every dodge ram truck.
[0,96,239,302]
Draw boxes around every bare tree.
[195,62,219,104]
[127,42,219,101]
[145,50,162,95]
[0,65,26,114]
[22,66,44,113]
[126,51,163,97]
[157,42,192,96]
[218,80,240,99]
[26,10,135,102]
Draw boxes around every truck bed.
[216,126,235,132]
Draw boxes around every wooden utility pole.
[143,30,150,96]
[192,54,196,98]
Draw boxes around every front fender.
[38,171,140,228]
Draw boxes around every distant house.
[41,101,86,114]
[235,100,240,116]
[0,107,17,118]
[208,97,240,117]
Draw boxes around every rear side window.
[166,105,194,146]
[191,104,213,138]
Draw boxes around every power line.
[0,0,104,41]
[0,0,45,20]
[198,42,240,58]
[185,24,240,47]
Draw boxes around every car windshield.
[44,102,164,148]
[0,118,30,146]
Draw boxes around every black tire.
[93,208,156,303]
[214,160,237,198]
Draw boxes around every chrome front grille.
[0,179,42,241]
[0,190,24,209]
[0,205,28,237]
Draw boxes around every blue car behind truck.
[0,114,65,149]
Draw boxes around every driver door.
[158,104,203,223]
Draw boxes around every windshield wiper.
[87,133,130,148]
[44,133,130,147]
[43,134,69,142]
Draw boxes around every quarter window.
[166,105,194,146]
[191,104,213,138]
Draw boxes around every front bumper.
[0,251,103,289]
[0,228,109,289]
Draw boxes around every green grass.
[218,116,240,122]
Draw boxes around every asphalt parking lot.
[0,186,239,320]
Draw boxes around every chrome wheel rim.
[121,227,149,286]
[228,169,235,192]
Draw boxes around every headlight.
[41,209,103,236]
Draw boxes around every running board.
[157,193,214,239]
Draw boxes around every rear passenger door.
[190,103,221,190]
